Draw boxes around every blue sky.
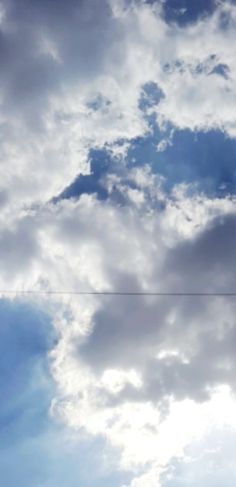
[1,0,236,486]
[59,126,236,204]
[0,299,131,487]
[161,0,216,25]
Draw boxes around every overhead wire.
[0,290,236,296]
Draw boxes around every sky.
[1,0,236,485]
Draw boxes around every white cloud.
[1,0,236,484]
[1,0,236,214]
[1,176,236,482]
[123,386,236,486]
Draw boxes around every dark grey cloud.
[0,0,121,127]
[164,213,236,292]
[76,212,236,406]
[79,292,168,370]
[2,183,235,411]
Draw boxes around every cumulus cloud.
[1,0,236,212]
[1,171,236,483]
[44,188,236,482]
[1,0,236,484]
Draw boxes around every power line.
[0,290,236,296]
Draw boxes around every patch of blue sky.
[139,81,164,112]
[58,148,111,202]
[130,80,236,197]
[58,128,236,205]
[57,78,236,205]
[128,127,236,197]
[0,298,131,487]
[0,299,55,446]
[145,0,217,26]
[210,63,230,79]
[57,145,143,206]
[55,83,162,205]
[0,427,132,487]
[162,56,231,80]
